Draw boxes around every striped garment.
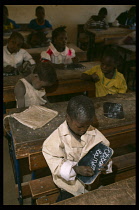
[84,16,109,30]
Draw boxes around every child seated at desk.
[115,6,136,30]
[3,31,36,76]
[84,7,109,30]
[40,26,79,69]
[3,5,20,33]
[81,47,127,97]
[26,31,50,48]
[14,62,57,108]
[28,6,52,34]
[42,95,112,202]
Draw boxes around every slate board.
[66,63,86,70]
[103,102,124,119]
[77,142,114,185]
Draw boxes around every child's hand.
[91,72,100,82]
[72,56,79,64]
[73,165,94,176]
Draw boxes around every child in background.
[26,31,50,48]
[3,32,36,76]
[28,6,52,34]
[84,7,109,30]
[14,62,57,108]
[3,5,20,33]
[40,26,79,69]
[42,95,112,202]
[115,6,136,30]
[81,47,127,97]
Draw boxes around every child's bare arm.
[14,80,26,108]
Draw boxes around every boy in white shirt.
[40,26,79,69]
[42,95,112,202]
[3,31,35,76]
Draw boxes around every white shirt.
[16,78,47,108]
[42,120,112,196]
[40,42,75,64]
[3,46,35,68]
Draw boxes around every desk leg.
[10,134,23,205]
[86,31,95,61]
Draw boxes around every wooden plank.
[28,151,48,171]
[15,182,31,199]
[52,176,135,205]
[29,175,60,199]
[36,192,60,205]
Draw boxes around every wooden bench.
[28,151,135,205]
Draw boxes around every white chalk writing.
[89,148,111,171]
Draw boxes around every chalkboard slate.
[77,142,113,185]
[103,102,124,119]
[66,63,86,70]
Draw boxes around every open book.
[77,142,114,185]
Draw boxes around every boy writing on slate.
[42,95,112,202]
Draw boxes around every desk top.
[53,176,136,205]
[26,43,85,55]
[3,31,31,39]
[117,45,136,53]
[87,27,134,37]
[3,61,100,88]
[3,30,52,40]
[8,92,135,159]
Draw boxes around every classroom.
[3,4,136,205]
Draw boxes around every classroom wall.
[6,5,134,44]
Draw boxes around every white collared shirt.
[3,46,35,68]
[40,42,75,64]
[42,120,112,196]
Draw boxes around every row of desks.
[85,26,135,61]
[9,92,135,160]
[6,92,135,204]
[3,61,100,103]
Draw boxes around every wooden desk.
[3,31,31,45]
[3,30,52,47]
[26,43,87,62]
[7,92,136,204]
[9,92,135,159]
[86,27,135,61]
[3,61,99,103]
[117,44,136,61]
[53,176,136,205]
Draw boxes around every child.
[81,47,127,97]
[40,26,79,69]
[115,6,136,29]
[26,31,50,48]
[14,62,57,108]
[28,6,52,34]
[42,95,112,202]
[3,5,20,33]
[84,7,109,30]
[3,31,36,75]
